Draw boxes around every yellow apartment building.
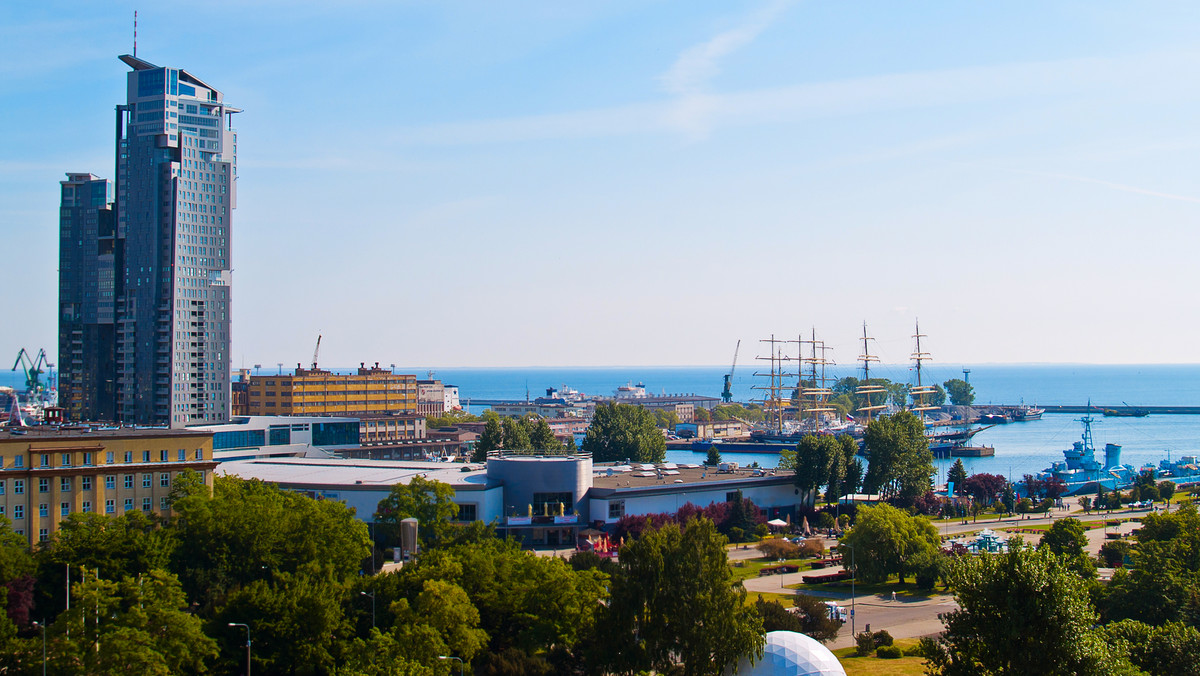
[246,364,417,417]
[0,426,216,546]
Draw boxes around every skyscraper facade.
[58,173,118,423]
[115,55,238,427]
[58,55,238,427]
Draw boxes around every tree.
[527,417,562,451]
[474,412,504,462]
[862,412,934,502]
[790,593,843,643]
[1103,619,1200,676]
[1159,480,1177,506]
[693,407,712,422]
[601,518,763,675]
[962,473,1006,505]
[1038,517,1095,578]
[839,503,940,584]
[792,435,831,498]
[843,456,864,496]
[943,379,975,406]
[425,409,481,430]
[374,476,460,549]
[705,446,722,466]
[501,417,532,450]
[922,544,1135,675]
[581,402,666,464]
[651,408,680,430]
[947,459,968,496]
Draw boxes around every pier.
[1024,405,1200,415]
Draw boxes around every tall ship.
[1036,407,1136,496]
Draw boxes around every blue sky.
[3,1,1199,368]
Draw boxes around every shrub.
[757,538,801,560]
[872,629,894,648]
[754,523,771,538]
[854,632,875,656]
[1098,540,1131,568]
[876,645,904,659]
[728,526,745,543]
[799,538,825,558]
[814,512,836,529]
[1016,498,1033,513]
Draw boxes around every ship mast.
[752,335,798,434]
[800,328,836,429]
[856,322,887,422]
[909,319,939,418]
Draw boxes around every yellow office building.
[246,364,417,417]
[0,426,216,546]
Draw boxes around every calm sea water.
[8,364,1200,480]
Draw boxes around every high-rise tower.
[113,55,239,426]
[58,173,119,422]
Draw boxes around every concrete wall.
[591,482,801,525]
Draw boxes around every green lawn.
[728,556,818,583]
[800,576,948,599]
[836,638,928,675]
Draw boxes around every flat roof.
[217,457,495,490]
[589,463,792,495]
[0,426,211,442]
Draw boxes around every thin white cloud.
[1026,169,1200,205]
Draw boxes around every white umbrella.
[766,518,788,528]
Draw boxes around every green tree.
[527,417,562,451]
[792,435,830,499]
[862,412,934,502]
[601,518,763,675]
[390,579,489,665]
[790,593,843,643]
[651,408,680,430]
[501,417,532,450]
[581,402,666,464]
[374,476,460,549]
[839,503,940,584]
[1038,517,1095,578]
[474,412,504,462]
[1103,619,1200,676]
[947,459,968,496]
[1159,480,1177,506]
[922,544,1136,675]
[843,456,864,496]
[425,409,481,430]
[693,407,712,422]
[705,446,722,466]
[943,379,975,406]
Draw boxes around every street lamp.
[439,655,464,676]
[228,622,251,676]
[31,620,46,676]
[361,590,376,629]
[841,543,856,638]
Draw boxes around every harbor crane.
[721,340,741,403]
[12,348,52,395]
[311,334,323,370]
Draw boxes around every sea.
[8,363,1200,483]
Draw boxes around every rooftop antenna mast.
[133,10,137,58]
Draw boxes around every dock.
[933,445,995,459]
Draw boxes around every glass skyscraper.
[59,54,239,427]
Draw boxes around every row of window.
[1,496,169,529]
[0,473,172,495]
[0,448,203,470]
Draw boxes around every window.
[13,456,22,468]
[105,499,115,514]
[532,492,573,517]
[61,453,71,467]
[60,478,71,492]
[160,473,170,488]
[195,449,203,460]
[142,451,150,462]
[105,475,115,490]
[84,452,93,465]
[160,450,168,462]
[124,451,133,463]
[38,478,48,494]
[81,476,92,491]
[106,451,114,464]
[0,506,4,516]
[82,501,91,513]
[13,479,23,495]
[38,504,48,518]
[40,454,49,468]
[608,500,625,519]
[160,496,169,510]
[0,480,4,496]
[38,529,48,542]
[142,473,152,488]
[726,492,742,504]
[178,449,186,461]
[456,503,478,521]
[141,497,151,512]
[123,498,133,512]
[60,503,69,517]
[13,505,23,520]
[124,475,134,489]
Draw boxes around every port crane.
[721,340,741,403]
[12,348,52,396]
[311,334,323,370]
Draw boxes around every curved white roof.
[727,631,846,676]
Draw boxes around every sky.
[2,1,1200,369]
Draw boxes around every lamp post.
[361,590,376,629]
[31,620,46,676]
[439,655,464,676]
[841,543,856,638]
[228,622,251,676]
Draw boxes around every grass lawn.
[800,576,948,599]
[835,638,928,675]
[728,556,818,583]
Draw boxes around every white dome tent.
[727,631,846,676]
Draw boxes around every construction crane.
[721,340,741,403]
[12,348,51,396]
[311,334,322,370]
